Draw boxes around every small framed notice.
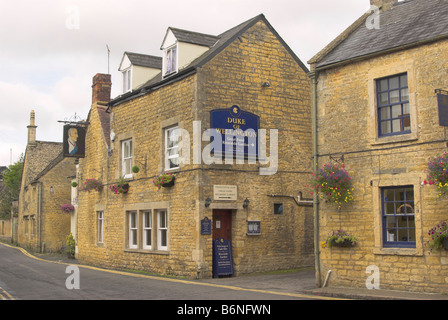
[213,185,237,201]
[247,220,261,235]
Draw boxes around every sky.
[0,0,369,166]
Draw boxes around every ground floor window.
[381,186,415,248]
[126,209,168,252]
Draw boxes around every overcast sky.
[0,0,369,165]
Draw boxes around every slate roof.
[124,52,162,69]
[108,14,308,108]
[167,27,219,48]
[312,0,448,69]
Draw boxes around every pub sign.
[210,105,260,158]
[63,124,86,158]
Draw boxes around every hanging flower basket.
[153,173,175,191]
[424,152,448,197]
[60,203,75,213]
[323,230,358,249]
[110,183,130,194]
[81,179,103,192]
[425,221,448,253]
[311,161,354,209]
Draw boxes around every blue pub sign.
[210,105,260,158]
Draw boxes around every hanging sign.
[63,124,86,158]
[437,91,448,127]
[213,237,234,278]
[210,105,260,158]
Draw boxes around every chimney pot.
[92,73,112,105]
[370,0,398,9]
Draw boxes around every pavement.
[19,248,448,300]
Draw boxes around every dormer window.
[164,45,177,76]
[123,68,131,93]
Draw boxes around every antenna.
[106,44,111,74]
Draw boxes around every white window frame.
[142,211,152,250]
[97,211,104,244]
[122,139,133,179]
[123,68,131,93]
[164,126,179,170]
[128,211,138,249]
[164,45,177,76]
[157,210,168,251]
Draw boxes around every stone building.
[308,0,448,293]
[17,111,76,252]
[76,14,314,279]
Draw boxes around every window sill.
[124,248,169,255]
[373,247,423,256]
[371,134,417,146]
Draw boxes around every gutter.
[309,71,321,288]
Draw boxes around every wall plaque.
[213,185,237,201]
[200,217,211,235]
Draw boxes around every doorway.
[212,209,232,241]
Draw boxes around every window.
[165,126,179,170]
[125,209,169,252]
[128,211,138,249]
[157,210,168,251]
[97,211,104,244]
[143,211,152,250]
[122,139,133,178]
[381,186,415,248]
[165,45,177,76]
[377,73,410,136]
[274,203,283,215]
[123,68,131,93]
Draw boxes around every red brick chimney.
[92,73,112,105]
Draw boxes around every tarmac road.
[0,242,326,302]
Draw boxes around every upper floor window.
[164,126,179,170]
[122,139,133,179]
[377,73,410,137]
[164,45,177,76]
[381,186,415,248]
[123,68,131,93]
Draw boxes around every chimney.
[92,73,112,105]
[27,110,37,146]
[370,0,398,10]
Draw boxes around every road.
[0,242,323,303]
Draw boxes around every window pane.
[379,92,389,105]
[161,230,167,247]
[391,105,402,118]
[381,121,391,134]
[401,88,409,101]
[389,76,399,89]
[392,119,401,132]
[380,106,391,120]
[385,202,395,215]
[145,230,151,246]
[378,79,388,92]
[390,90,400,104]
[400,74,408,87]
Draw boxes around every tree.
[0,154,24,218]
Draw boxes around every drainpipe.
[37,181,42,253]
[310,71,321,288]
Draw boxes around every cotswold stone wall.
[314,39,448,293]
[76,20,314,279]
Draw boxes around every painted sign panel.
[213,185,237,201]
[63,125,86,158]
[201,217,212,235]
[437,93,448,127]
[213,238,233,278]
[210,105,260,158]
[247,220,261,235]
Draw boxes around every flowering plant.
[60,203,75,213]
[424,152,448,197]
[311,162,354,208]
[81,178,103,192]
[153,172,174,191]
[109,176,130,194]
[323,230,358,248]
[425,222,448,253]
